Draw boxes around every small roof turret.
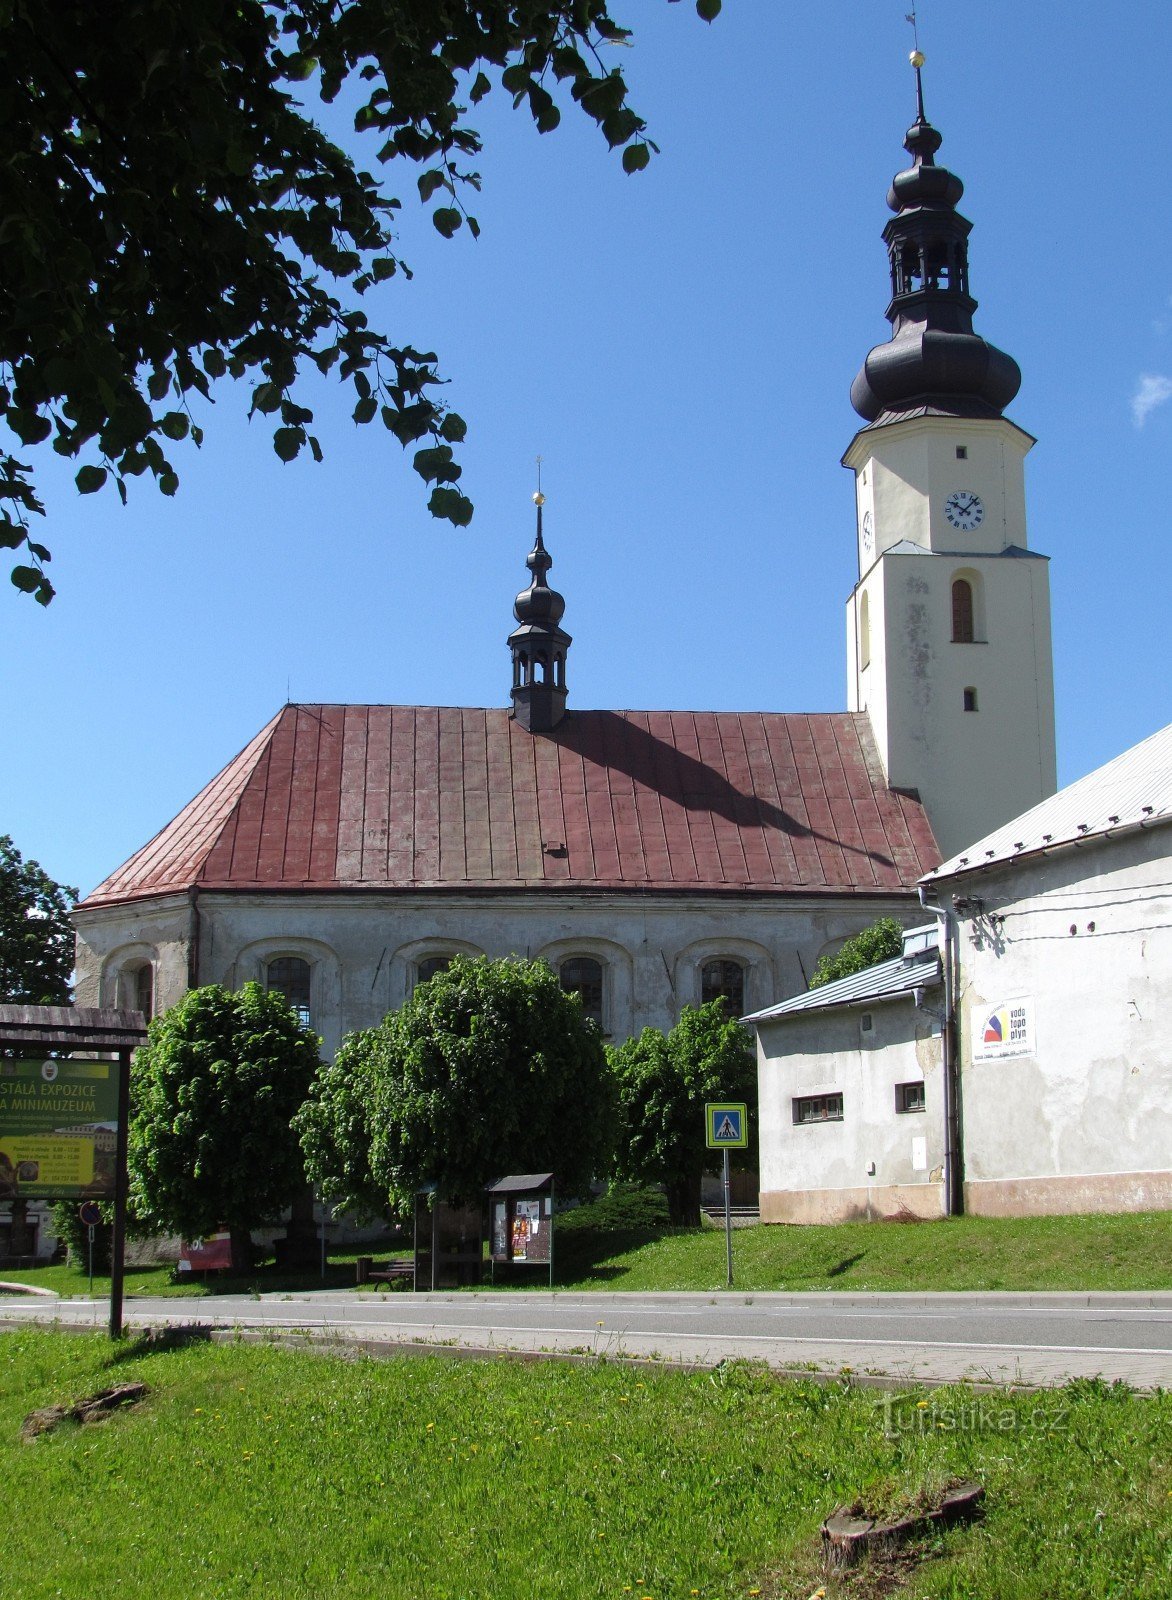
[508,483,571,734]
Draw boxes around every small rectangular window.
[955,445,968,459]
[963,687,978,712]
[793,1092,844,1125]
[860,1012,873,1033]
[895,1081,926,1114]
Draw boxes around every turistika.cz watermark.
[877,1393,1069,1439]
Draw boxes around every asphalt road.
[4,1288,1172,1390]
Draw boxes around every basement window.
[793,1093,844,1126]
[895,1081,926,1115]
[963,687,979,712]
[955,445,968,460]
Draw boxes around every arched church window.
[416,955,452,986]
[701,959,745,1017]
[951,578,974,643]
[559,957,603,1027]
[134,963,154,1021]
[266,956,311,1027]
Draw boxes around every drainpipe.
[919,883,962,1217]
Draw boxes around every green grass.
[6,1206,1172,1301]
[2,1328,1169,1599]
[548,1205,1172,1293]
[0,1243,400,1300]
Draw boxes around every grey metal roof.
[925,720,1172,884]
[486,1173,554,1194]
[743,931,941,1024]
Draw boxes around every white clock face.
[944,491,984,532]
[861,509,874,550]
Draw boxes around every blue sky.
[3,0,1171,898]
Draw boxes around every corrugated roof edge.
[743,949,941,1024]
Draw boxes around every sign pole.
[723,1147,733,1288]
[108,1047,132,1340]
[88,1225,95,1296]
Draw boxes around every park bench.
[355,1255,415,1288]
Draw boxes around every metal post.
[723,1147,733,1288]
[108,1048,132,1339]
[319,1195,327,1282]
[88,1225,95,1297]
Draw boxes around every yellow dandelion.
[619,1396,630,1403]
[426,1422,435,1431]
[916,1400,930,1409]
[193,1408,203,1415]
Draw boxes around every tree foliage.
[609,1000,755,1226]
[298,955,614,1215]
[1,0,720,603]
[0,833,76,1004]
[809,916,904,989]
[129,982,321,1268]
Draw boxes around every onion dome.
[850,55,1021,424]
[508,489,571,733]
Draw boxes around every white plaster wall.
[949,824,1172,1213]
[756,998,945,1222]
[73,888,921,1058]
[72,894,192,1018]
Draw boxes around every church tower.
[844,56,1056,860]
[508,489,572,733]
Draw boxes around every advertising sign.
[972,998,1035,1062]
[0,1058,120,1200]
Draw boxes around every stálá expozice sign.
[0,1058,120,1199]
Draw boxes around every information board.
[0,1058,120,1200]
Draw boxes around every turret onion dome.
[851,60,1021,424]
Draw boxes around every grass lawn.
[5,1206,1172,1299]
[2,1327,1169,1599]
[544,1198,1172,1294]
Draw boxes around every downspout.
[919,883,962,1216]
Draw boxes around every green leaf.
[501,64,530,95]
[428,486,474,527]
[0,519,24,550]
[622,142,651,174]
[203,349,227,380]
[418,170,446,204]
[439,413,467,444]
[696,0,722,19]
[147,369,172,401]
[252,382,282,415]
[469,71,491,103]
[11,565,42,593]
[159,471,179,497]
[432,207,462,239]
[161,412,189,441]
[413,445,454,483]
[352,395,378,425]
[273,427,303,462]
[75,465,108,494]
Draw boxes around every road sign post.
[705,1102,748,1289]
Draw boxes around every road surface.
[4,1288,1172,1389]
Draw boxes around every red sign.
[178,1231,233,1272]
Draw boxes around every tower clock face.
[861,510,874,551]
[944,491,984,531]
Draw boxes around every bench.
[355,1255,415,1288]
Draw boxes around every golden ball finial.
[909,49,925,69]
[532,491,545,506]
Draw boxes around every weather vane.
[905,7,925,69]
[534,453,545,507]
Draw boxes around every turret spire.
[850,50,1021,424]
[508,475,571,733]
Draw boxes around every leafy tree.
[809,916,904,989]
[129,982,321,1269]
[298,955,614,1215]
[610,1000,756,1226]
[0,834,77,1005]
[1,0,721,603]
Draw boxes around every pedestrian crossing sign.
[705,1102,748,1149]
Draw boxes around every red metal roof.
[80,705,939,906]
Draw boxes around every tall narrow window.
[951,578,974,643]
[701,959,745,1017]
[559,957,603,1027]
[859,590,871,668]
[266,956,311,1027]
[134,964,154,1021]
[963,687,979,713]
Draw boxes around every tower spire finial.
[509,466,571,732]
[905,10,926,120]
[533,453,545,547]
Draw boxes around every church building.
[71,66,1056,1075]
